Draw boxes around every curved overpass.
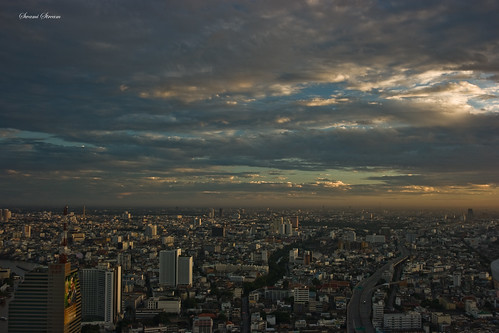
[347,246,409,333]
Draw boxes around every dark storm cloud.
[1,0,498,206]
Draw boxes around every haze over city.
[1,0,498,208]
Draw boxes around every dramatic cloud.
[1,0,498,208]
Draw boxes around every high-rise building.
[289,248,299,264]
[271,218,282,234]
[303,250,312,265]
[145,224,157,238]
[117,253,132,271]
[211,226,226,237]
[178,256,193,286]
[159,249,193,288]
[159,249,181,287]
[79,265,122,326]
[8,262,82,333]
[23,225,31,238]
[1,208,11,222]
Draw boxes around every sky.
[1,0,498,209]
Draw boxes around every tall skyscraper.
[8,262,82,333]
[159,249,181,287]
[79,265,122,326]
[178,256,193,286]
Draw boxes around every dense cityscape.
[0,206,498,332]
[2,1,499,332]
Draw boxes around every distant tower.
[467,208,474,220]
[82,205,86,219]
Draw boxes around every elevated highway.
[347,245,409,332]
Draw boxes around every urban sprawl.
[0,207,498,333]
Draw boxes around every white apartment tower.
[178,256,193,286]
[79,265,122,326]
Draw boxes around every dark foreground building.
[8,262,82,332]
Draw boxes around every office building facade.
[159,249,181,287]
[178,256,193,286]
[79,265,122,326]
[8,262,82,333]
[159,249,193,287]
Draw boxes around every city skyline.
[1,0,498,208]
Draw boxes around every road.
[347,245,409,333]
